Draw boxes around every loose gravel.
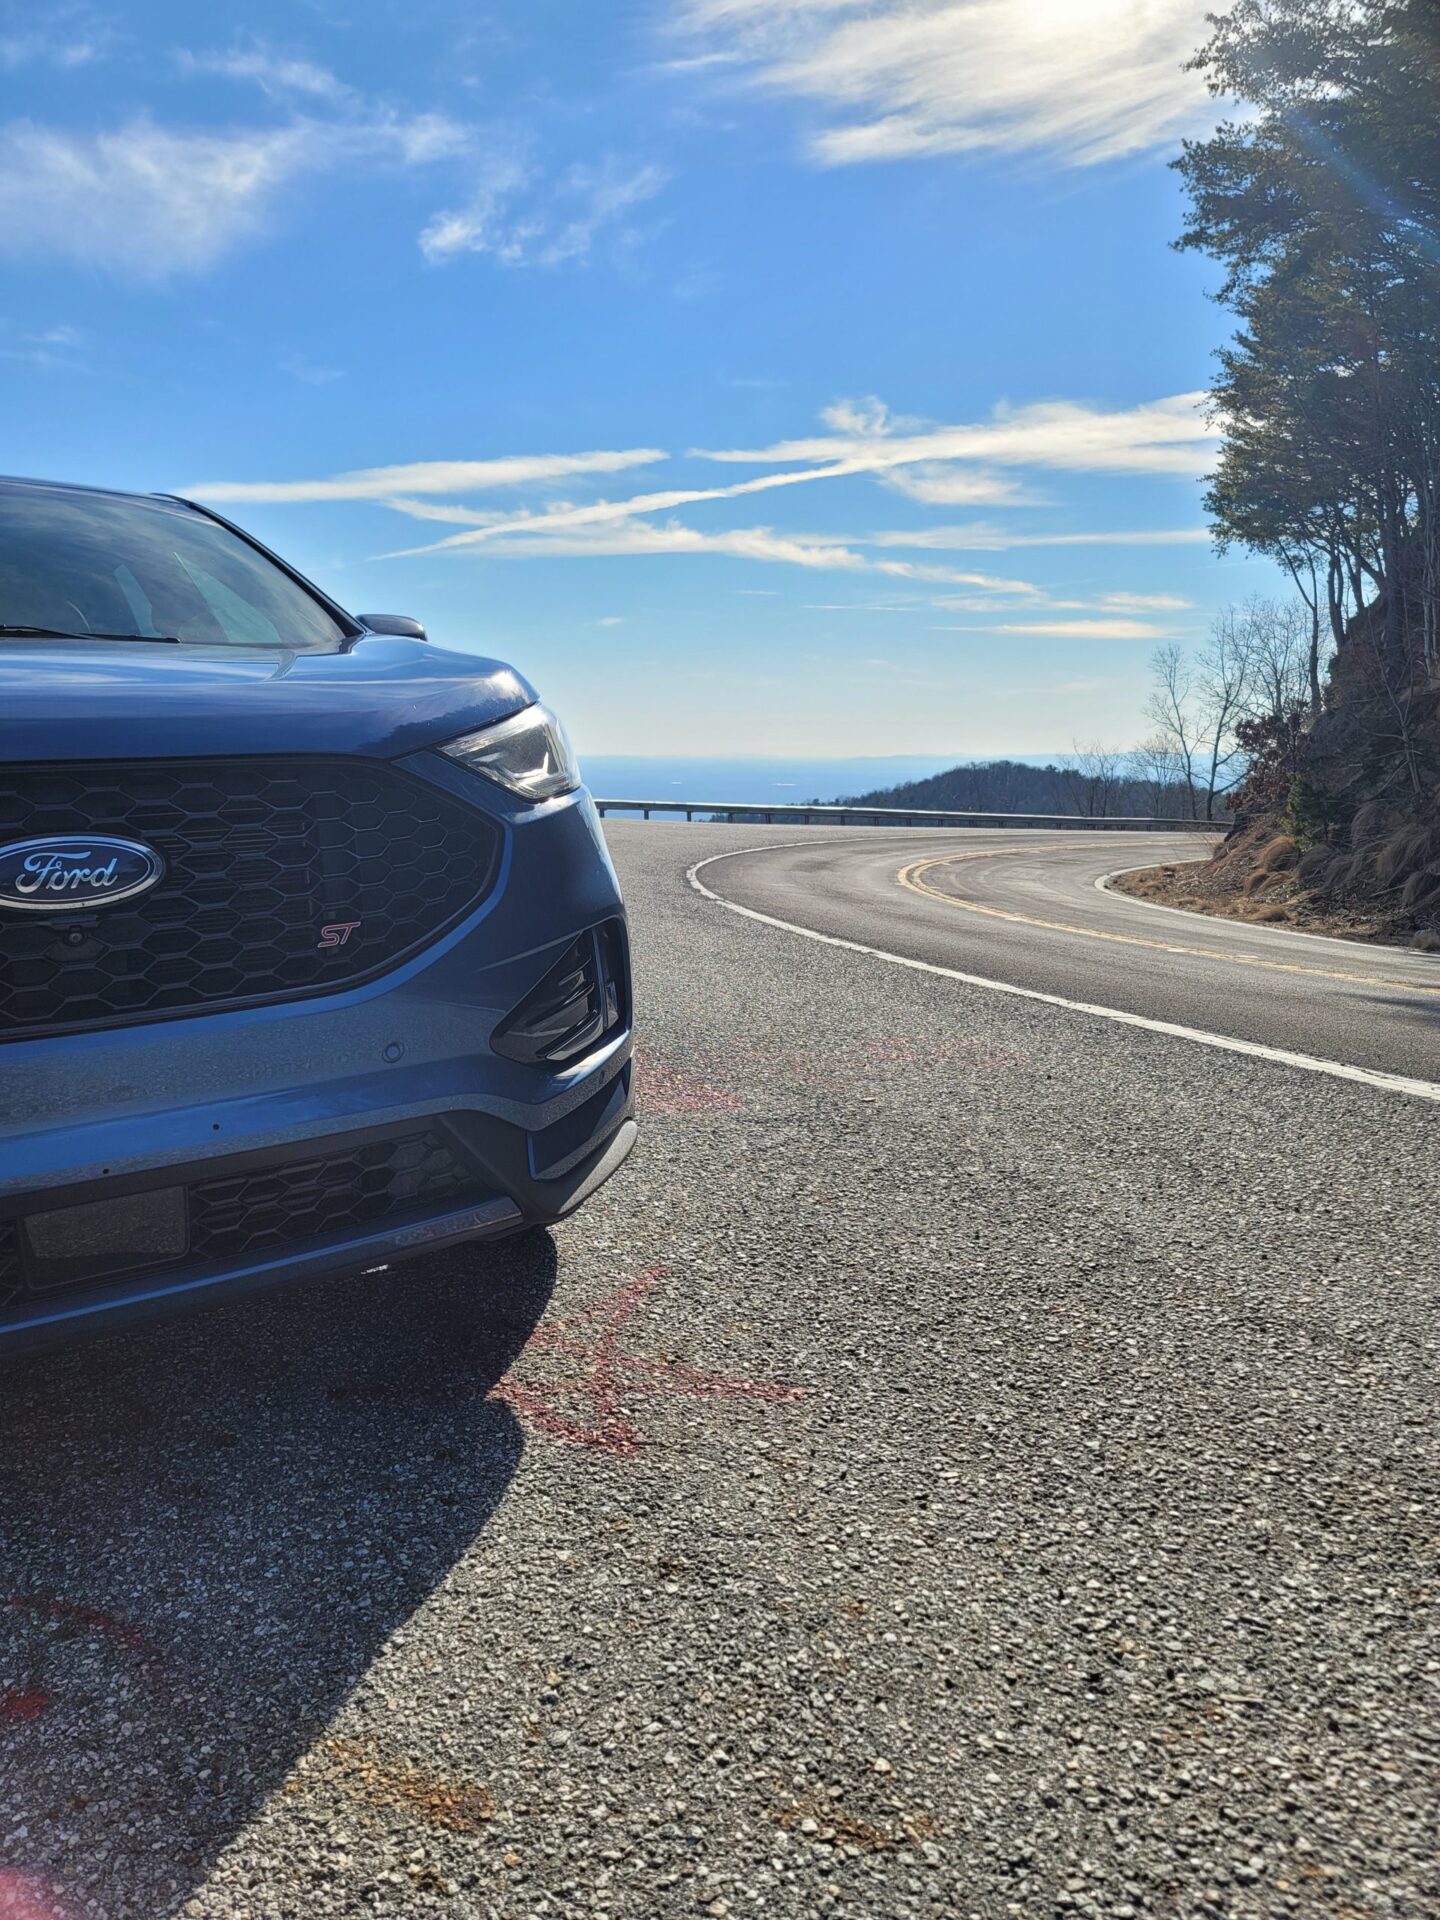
[0,821,1435,1920]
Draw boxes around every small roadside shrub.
[1286,774,1342,849]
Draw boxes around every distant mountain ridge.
[841,757,1200,819]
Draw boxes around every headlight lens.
[440,703,580,802]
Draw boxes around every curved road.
[2,820,1436,1920]
[693,827,1440,1089]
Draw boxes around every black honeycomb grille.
[0,757,500,1038]
[188,1129,479,1264]
[2,1127,485,1301]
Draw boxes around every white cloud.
[675,0,1215,167]
[189,448,669,504]
[378,464,878,551]
[954,617,1172,639]
[819,394,894,435]
[0,320,89,370]
[420,155,666,267]
[861,523,1212,550]
[185,392,1217,619]
[175,47,353,102]
[0,20,107,70]
[695,391,1218,477]
[1100,590,1191,609]
[882,465,1041,507]
[417,152,534,262]
[471,518,863,568]
[376,391,1212,564]
[0,118,316,274]
[386,511,1045,592]
[0,109,469,276]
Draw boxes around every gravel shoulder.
[1,820,1435,1920]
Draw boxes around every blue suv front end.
[0,478,635,1349]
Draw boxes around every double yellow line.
[896,852,1440,993]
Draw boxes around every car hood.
[0,635,537,762]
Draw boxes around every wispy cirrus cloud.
[882,465,1041,507]
[434,512,1045,591]
[0,118,321,274]
[174,46,353,102]
[190,448,669,503]
[672,0,1215,167]
[0,40,643,279]
[695,391,1217,477]
[0,107,469,276]
[1099,590,1192,610]
[0,11,108,71]
[942,617,1172,640]
[420,153,667,267]
[861,523,1212,551]
[376,462,901,554]
[190,391,1213,618]
[0,320,89,372]
[366,392,1212,561]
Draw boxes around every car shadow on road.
[0,1230,554,1918]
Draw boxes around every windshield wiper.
[0,624,181,643]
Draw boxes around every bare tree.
[1144,645,1203,819]
[1129,736,1195,818]
[1145,621,1257,823]
[1238,597,1313,722]
[1195,610,1257,819]
[1059,742,1127,817]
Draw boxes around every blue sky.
[0,0,1280,757]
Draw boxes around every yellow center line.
[896,853,1440,994]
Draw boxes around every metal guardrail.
[593,797,1216,830]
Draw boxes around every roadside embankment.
[1109,820,1440,950]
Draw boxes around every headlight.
[440,703,580,801]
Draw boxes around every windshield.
[0,487,349,651]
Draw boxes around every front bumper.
[0,776,634,1349]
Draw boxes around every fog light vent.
[492,920,628,1067]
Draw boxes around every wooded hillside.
[1178,0,1440,936]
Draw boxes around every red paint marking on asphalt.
[4,1595,158,1662]
[491,1265,802,1457]
[0,1872,77,1920]
[635,1049,745,1116]
[0,1687,51,1723]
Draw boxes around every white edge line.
[686,841,1440,1107]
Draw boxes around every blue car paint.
[0,633,539,762]
[0,486,635,1349]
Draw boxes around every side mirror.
[357,613,427,640]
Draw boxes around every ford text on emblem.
[0,836,166,912]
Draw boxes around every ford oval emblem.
[0,835,166,912]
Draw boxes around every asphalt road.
[1,822,1436,1920]
[698,828,1440,1088]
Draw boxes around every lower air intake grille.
[189,1129,478,1263]
[3,1125,489,1300]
